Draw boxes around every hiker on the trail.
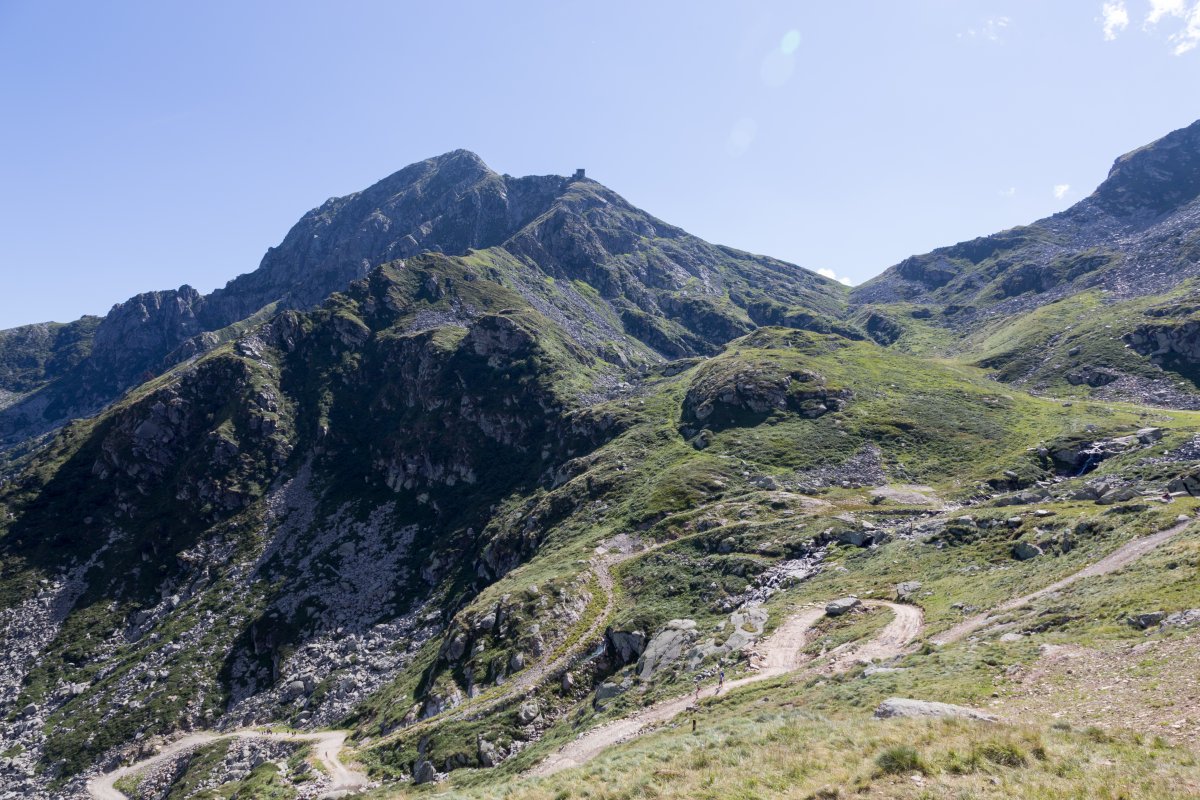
[718,666,725,693]
[694,676,701,702]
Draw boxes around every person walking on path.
[717,666,725,694]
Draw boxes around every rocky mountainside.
[848,119,1200,407]
[853,119,1200,313]
[0,152,847,461]
[4,124,1200,800]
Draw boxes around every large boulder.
[874,697,997,722]
[1012,541,1043,561]
[681,360,852,431]
[606,630,647,665]
[413,759,438,784]
[477,737,504,768]
[636,620,698,680]
[1126,611,1167,630]
[895,581,922,602]
[1168,467,1200,497]
[825,597,862,617]
[834,528,874,547]
[1163,609,1200,629]
[516,699,541,725]
[1097,485,1141,505]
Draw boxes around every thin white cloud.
[1147,0,1186,24]
[983,16,1011,41]
[1101,1,1130,39]
[1000,187,1017,198]
[1167,2,1200,53]
[817,267,855,286]
[1126,0,1200,54]
[960,16,1011,42]
[1053,184,1071,199]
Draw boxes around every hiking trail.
[87,730,367,800]
[528,599,924,777]
[934,519,1191,645]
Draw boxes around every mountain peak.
[419,148,495,176]
[1091,117,1200,216]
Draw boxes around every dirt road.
[364,542,651,754]
[934,520,1190,645]
[87,729,367,800]
[528,599,924,777]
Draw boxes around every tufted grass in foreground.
[394,711,1200,800]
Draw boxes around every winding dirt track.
[444,548,640,722]
[934,519,1191,645]
[528,600,924,778]
[364,545,650,754]
[86,729,367,800]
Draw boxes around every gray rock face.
[874,697,997,722]
[825,597,862,617]
[594,677,632,709]
[1137,427,1164,444]
[636,619,698,680]
[595,681,625,701]
[894,581,922,602]
[1168,467,1200,496]
[1097,485,1141,505]
[1162,609,1200,628]
[685,607,769,670]
[606,630,647,665]
[1127,611,1168,629]
[681,363,852,431]
[1012,541,1044,561]
[477,737,504,768]
[413,759,438,784]
[835,528,874,548]
[516,699,541,725]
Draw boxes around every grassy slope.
[373,500,1200,799]
[348,327,1200,791]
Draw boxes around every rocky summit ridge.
[0,150,846,460]
[3,122,1200,799]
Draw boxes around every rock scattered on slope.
[874,697,997,722]
[1012,541,1044,561]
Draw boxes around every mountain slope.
[854,119,1200,313]
[0,153,846,459]
[5,124,1200,800]
[850,119,1200,406]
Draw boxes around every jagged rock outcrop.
[681,359,851,431]
[854,119,1200,314]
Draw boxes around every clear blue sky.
[2,1,1198,328]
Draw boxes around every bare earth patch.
[870,484,940,506]
[1002,635,1200,747]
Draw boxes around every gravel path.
[528,599,924,778]
[934,520,1191,645]
[86,730,367,800]
[363,542,650,754]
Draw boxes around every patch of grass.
[976,738,1028,767]
[875,744,927,775]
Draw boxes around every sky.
[1,1,1199,328]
